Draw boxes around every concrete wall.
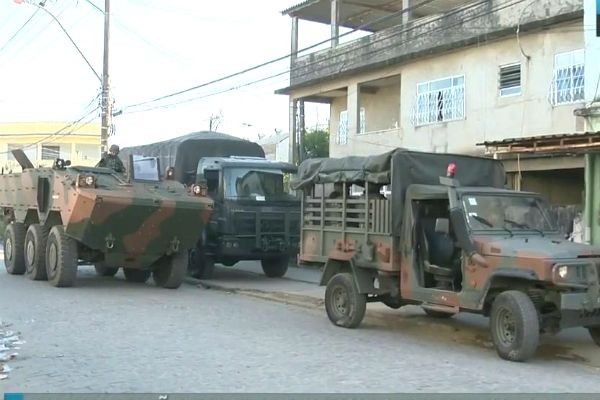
[301,22,585,157]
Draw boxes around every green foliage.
[303,128,329,159]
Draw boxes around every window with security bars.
[412,76,465,126]
[499,63,521,97]
[549,49,584,106]
[336,108,366,144]
[41,145,60,160]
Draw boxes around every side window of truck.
[205,170,219,195]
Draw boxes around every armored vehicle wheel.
[4,222,26,275]
[423,308,454,319]
[123,268,151,283]
[153,252,187,289]
[25,224,49,281]
[188,247,215,279]
[261,256,289,278]
[589,327,600,346]
[325,273,366,328]
[45,226,78,287]
[490,290,539,362]
[94,263,119,277]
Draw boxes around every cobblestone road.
[1,264,600,393]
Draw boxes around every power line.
[0,9,40,56]
[121,0,527,115]
[119,0,441,111]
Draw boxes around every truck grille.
[260,213,285,234]
[234,213,256,235]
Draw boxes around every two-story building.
[278,0,591,235]
[0,121,101,172]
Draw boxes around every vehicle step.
[421,303,459,314]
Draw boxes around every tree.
[302,128,329,159]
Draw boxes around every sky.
[0,0,356,147]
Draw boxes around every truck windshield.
[462,194,556,233]
[224,167,292,201]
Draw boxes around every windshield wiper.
[471,215,513,237]
[504,218,544,237]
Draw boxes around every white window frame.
[412,75,465,127]
[549,49,585,106]
[499,63,522,97]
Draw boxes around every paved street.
[1,259,600,393]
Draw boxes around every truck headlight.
[558,265,569,279]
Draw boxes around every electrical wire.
[121,0,529,115]
[0,9,40,56]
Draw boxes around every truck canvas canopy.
[292,148,506,235]
[120,131,265,184]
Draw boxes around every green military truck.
[121,132,300,279]
[1,150,213,289]
[292,149,600,361]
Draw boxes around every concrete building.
[258,131,290,162]
[278,0,592,235]
[0,122,101,172]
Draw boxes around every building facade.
[0,122,101,172]
[278,0,590,235]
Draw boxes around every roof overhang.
[478,132,600,156]
[281,0,473,32]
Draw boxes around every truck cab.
[293,149,600,361]
[191,156,300,278]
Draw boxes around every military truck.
[0,149,213,289]
[120,131,300,279]
[292,149,600,361]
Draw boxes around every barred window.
[549,49,584,106]
[499,63,521,97]
[41,145,60,160]
[337,110,348,145]
[412,75,465,126]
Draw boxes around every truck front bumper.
[559,292,600,329]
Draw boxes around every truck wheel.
[94,263,119,277]
[490,290,539,362]
[261,256,289,278]
[25,224,49,281]
[325,273,366,328]
[4,222,26,275]
[423,308,454,319]
[123,268,151,283]
[153,252,187,289]
[188,247,215,279]
[45,226,78,287]
[588,327,600,346]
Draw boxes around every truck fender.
[320,258,378,294]
[477,268,539,309]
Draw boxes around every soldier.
[97,144,125,173]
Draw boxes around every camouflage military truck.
[120,131,300,279]
[0,149,213,289]
[292,149,600,361]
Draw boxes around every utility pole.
[100,0,111,155]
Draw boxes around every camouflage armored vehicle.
[0,149,213,289]
[120,131,300,279]
[292,149,600,361]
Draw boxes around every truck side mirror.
[435,218,450,235]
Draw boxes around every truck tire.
[490,290,539,362]
[4,222,26,275]
[261,256,289,278]
[94,263,119,277]
[153,252,187,289]
[25,224,49,281]
[589,326,600,346]
[45,226,78,287]
[423,308,454,319]
[325,273,366,328]
[188,247,215,279]
[123,268,151,283]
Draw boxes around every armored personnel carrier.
[0,149,213,289]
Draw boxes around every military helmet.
[109,144,120,154]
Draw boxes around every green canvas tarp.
[292,148,506,235]
[120,131,265,184]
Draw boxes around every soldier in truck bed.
[96,144,126,173]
